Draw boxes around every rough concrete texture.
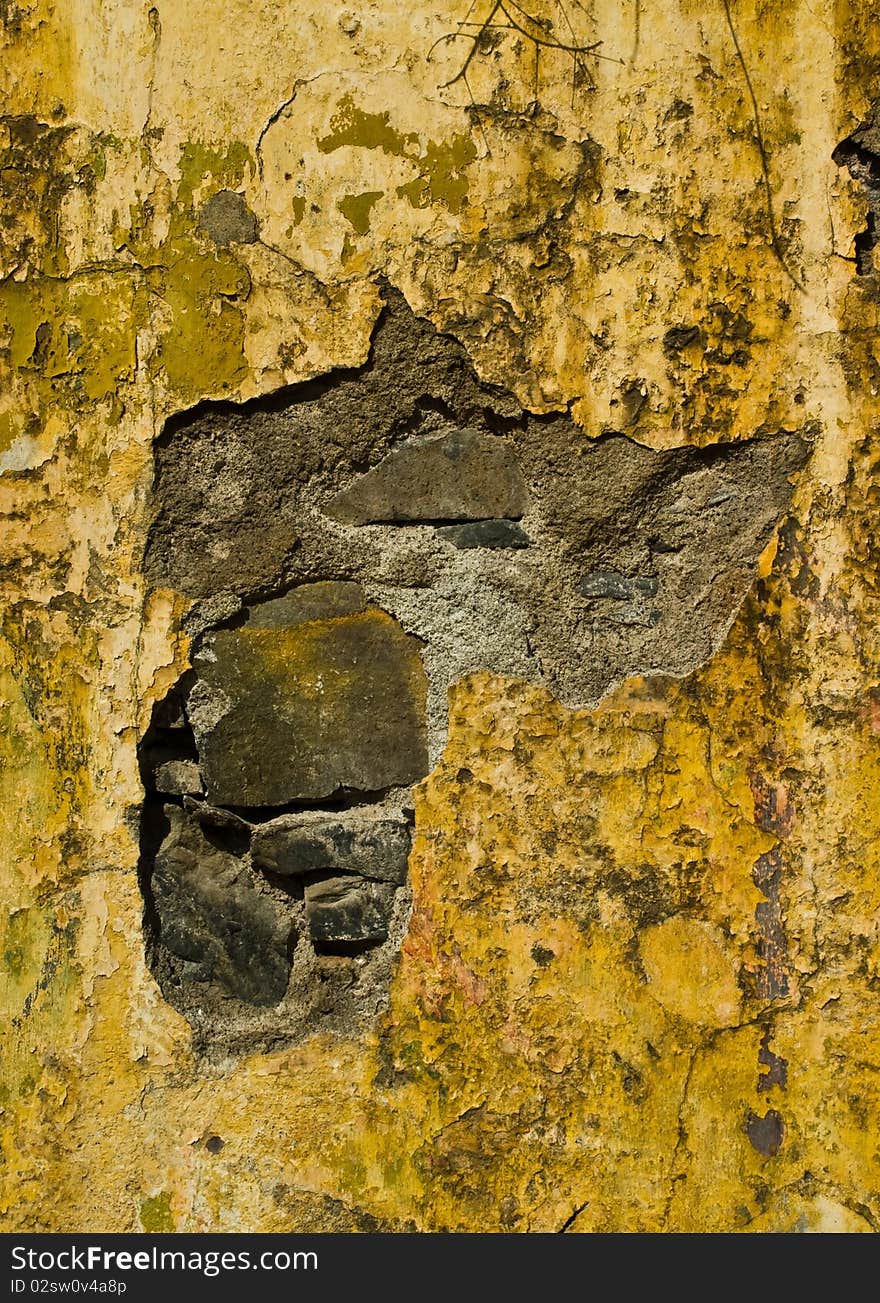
[2,0,880,1235]
[146,287,810,757]
[197,189,259,247]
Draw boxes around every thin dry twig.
[721,0,805,292]
[428,0,617,102]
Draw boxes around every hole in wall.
[833,108,880,275]
[139,281,811,1055]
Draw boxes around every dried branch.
[720,0,805,292]
[428,0,615,99]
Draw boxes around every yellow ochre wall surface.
[1,0,879,1233]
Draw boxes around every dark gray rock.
[326,429,527,524]
[437,519,530,549]
[578,572,661,631]
[183,796,252,838]
[304,875,395,945]
[149,804,292,1005]
[190,584,428,806]
[579,571,659,600]
[745,1108,785,1156]
[152,758,204,796]
[197,190,259,245]
[252,813,411,884]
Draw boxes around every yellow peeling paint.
[640,918,742,1027]
[1,0,879,1235]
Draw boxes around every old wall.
[1,0,879,1232]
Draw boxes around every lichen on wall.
[1,0,879,1234]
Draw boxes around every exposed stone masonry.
[139,583,421,1049]
[141,286,809,1051]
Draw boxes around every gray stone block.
[190,584,428,807]
[326,429,527,524]
[252,814,411,883]
[579,571,659,600]
[437,519,530,549]
[150,804,293,1006]
[152,759,204,796]
[304,875,395,945]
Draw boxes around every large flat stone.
[189,583,428,807]
[150,804,292,1005]
[252,813,411,883]
[326,429,527,524]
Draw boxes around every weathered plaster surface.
[1,0,879,1231]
